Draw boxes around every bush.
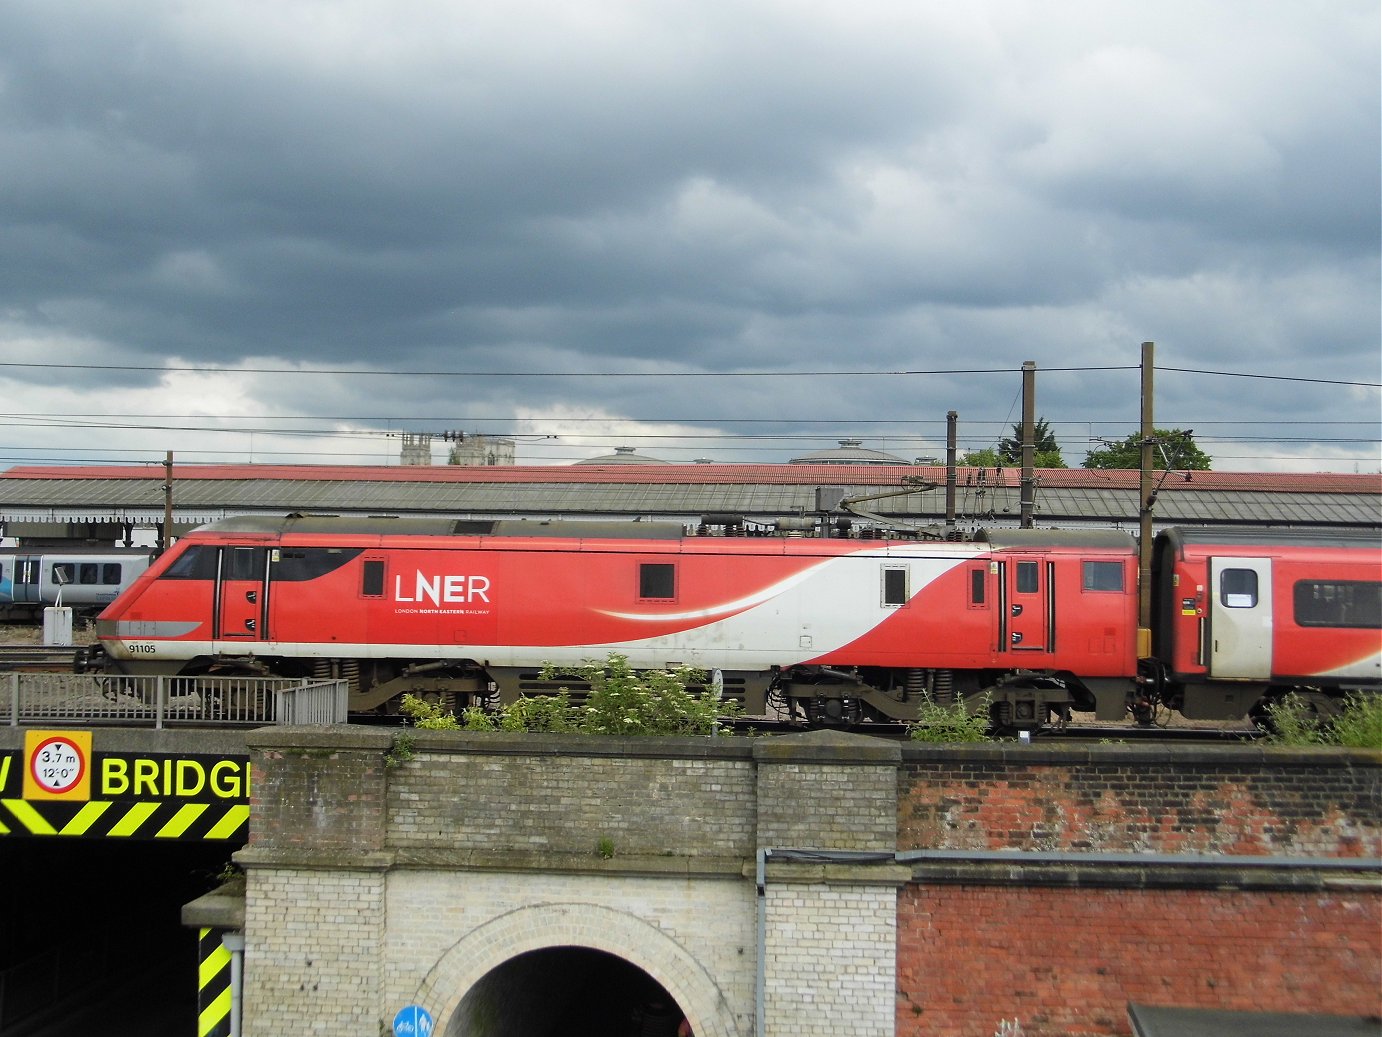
[413,653,736,736]
[545,652,736,736]
[399,694,460,730]
[907,694,992,743]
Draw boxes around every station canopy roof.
[1,462,1378,534]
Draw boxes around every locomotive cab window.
[639,562,676,601]
[1220,568,1258,608]
[1082,560,1124,592]
[164,545,219,580]
[882,566,908,607]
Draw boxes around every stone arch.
[415,900,743,1037]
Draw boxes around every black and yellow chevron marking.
[198,927,234,1037]
[0,798,249,840]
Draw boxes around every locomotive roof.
[978,528,1136,550]
[204,513,686,540]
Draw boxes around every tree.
[1082,429,1213,470]
[959,447,1000,467]
[1000,420,1061,464]
[960,417,1067,468]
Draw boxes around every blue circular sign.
[393,1005,434,1037]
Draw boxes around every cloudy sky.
[1,0,1378,472]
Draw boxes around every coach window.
[51,563,76,584]
[102,564,122,585]
[639,562,676,601]
[1293,580,1381,629]
[361,560,386,598]
[1082,560,1124,592]
[79,563,98,584]
[1220,568,1258,608]
[882,566,908,607]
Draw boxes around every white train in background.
[0,547,154,620]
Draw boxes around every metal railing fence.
[2,672,349,727]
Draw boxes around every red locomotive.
[85,514,1380,729]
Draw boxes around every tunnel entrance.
[451,946,688,1037]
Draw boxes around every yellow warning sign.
[23,730,93,801]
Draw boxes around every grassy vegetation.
[1263,692,1382,749]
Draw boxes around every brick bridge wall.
[233,730,1380,1037]
[896,744,1381,1036]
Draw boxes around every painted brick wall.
[390,736,756,858]
[899,744,1382,856]
[896,884,1382,1037]
[242,867,386,1036]
[765,882,897,1037]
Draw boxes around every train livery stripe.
[198,928,233,1037]
[0,799,249,840]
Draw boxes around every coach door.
[12,556,41,604]
[1207,557,1273,679]
[999,556,1052,656]
[216,546,270,641]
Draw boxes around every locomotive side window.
[1082,560,1124,592]
[1293,580,1381,629]
[882,566,908,607]
[639,562,675,600]
[1220,568,1258,608]
[969,568,986,606]
[361,560,385,598]
[101,563,122,585]
[1016,561,1039,594]
[274,547,364,582]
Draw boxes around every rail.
[1,672,349,727]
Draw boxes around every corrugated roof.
[1,463,1378,531]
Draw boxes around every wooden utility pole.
[945,410,957,533]
[1020,361,1036,528]
[161,451,175,555]
[1138,342,1155,642]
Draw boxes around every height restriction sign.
[23,730,93,800]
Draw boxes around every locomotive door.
[216,546,269,640]
[1207,556,1273,679]
[999,557,1052,655]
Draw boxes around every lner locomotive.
[82,514,1380,730]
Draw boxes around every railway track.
[0,644,80,672]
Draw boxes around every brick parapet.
[899,742,1382,858]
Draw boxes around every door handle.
[1011,603,1022,616]
[246,590,257,603]
[1011,631,1023,644]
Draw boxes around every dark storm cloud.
[0,0,1376,470]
